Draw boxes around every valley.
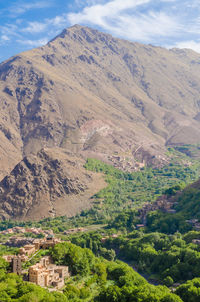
[1,147,200,301]
[1,25,200,301]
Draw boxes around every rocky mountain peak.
[1,26,200,219]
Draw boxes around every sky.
[0,0,200,62]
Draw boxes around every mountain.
[1,24,200,219]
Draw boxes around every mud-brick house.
[29,256,69,289]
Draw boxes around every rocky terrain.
[1,24,200,219]
[0,148,105,221]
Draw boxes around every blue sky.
[0,0,200,62]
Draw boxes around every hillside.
[0,148,105,221]
[174,178,200,220]
[1,25,200,180]
[1,25,200,219]
[141,176,200,234]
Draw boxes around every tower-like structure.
[12,256,22,275]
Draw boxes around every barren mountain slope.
[1,25,200,180]
[0,148,106,221]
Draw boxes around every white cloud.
[107,11,179,42]
[21,14,69,34]
[0,35,10,45]
[7,1,54,17]
[0,24,19,37]
[21,22,48,33]
[1,0,200,57]
[67,0,179,43]
[68,0,152,27]
[74,0,105,7]
[1,35,10,41]
[173,40,200,53]
[0,9,69,49]
[17,37,49,47]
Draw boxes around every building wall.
[28,259,69,289]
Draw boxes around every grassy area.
[1,147,200,234]
[83,155,200,218]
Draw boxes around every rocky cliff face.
[1,25,200,219]
[0,148,105,221]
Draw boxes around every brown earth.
[1,25,200,219]
[0,148,106,221]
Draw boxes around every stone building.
[12,256,22,275]
[33,235,61,250]
[29,256,69,289]
[19,244,36,257]
[3,254,28,265]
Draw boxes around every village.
[1,200,200,291]
[3,233,69,290]
[1,225,117,290]
[137,195,200,231]
[1,224,122,290]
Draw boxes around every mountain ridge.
[1,25,200,219]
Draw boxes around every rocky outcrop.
[0,148,106,221]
